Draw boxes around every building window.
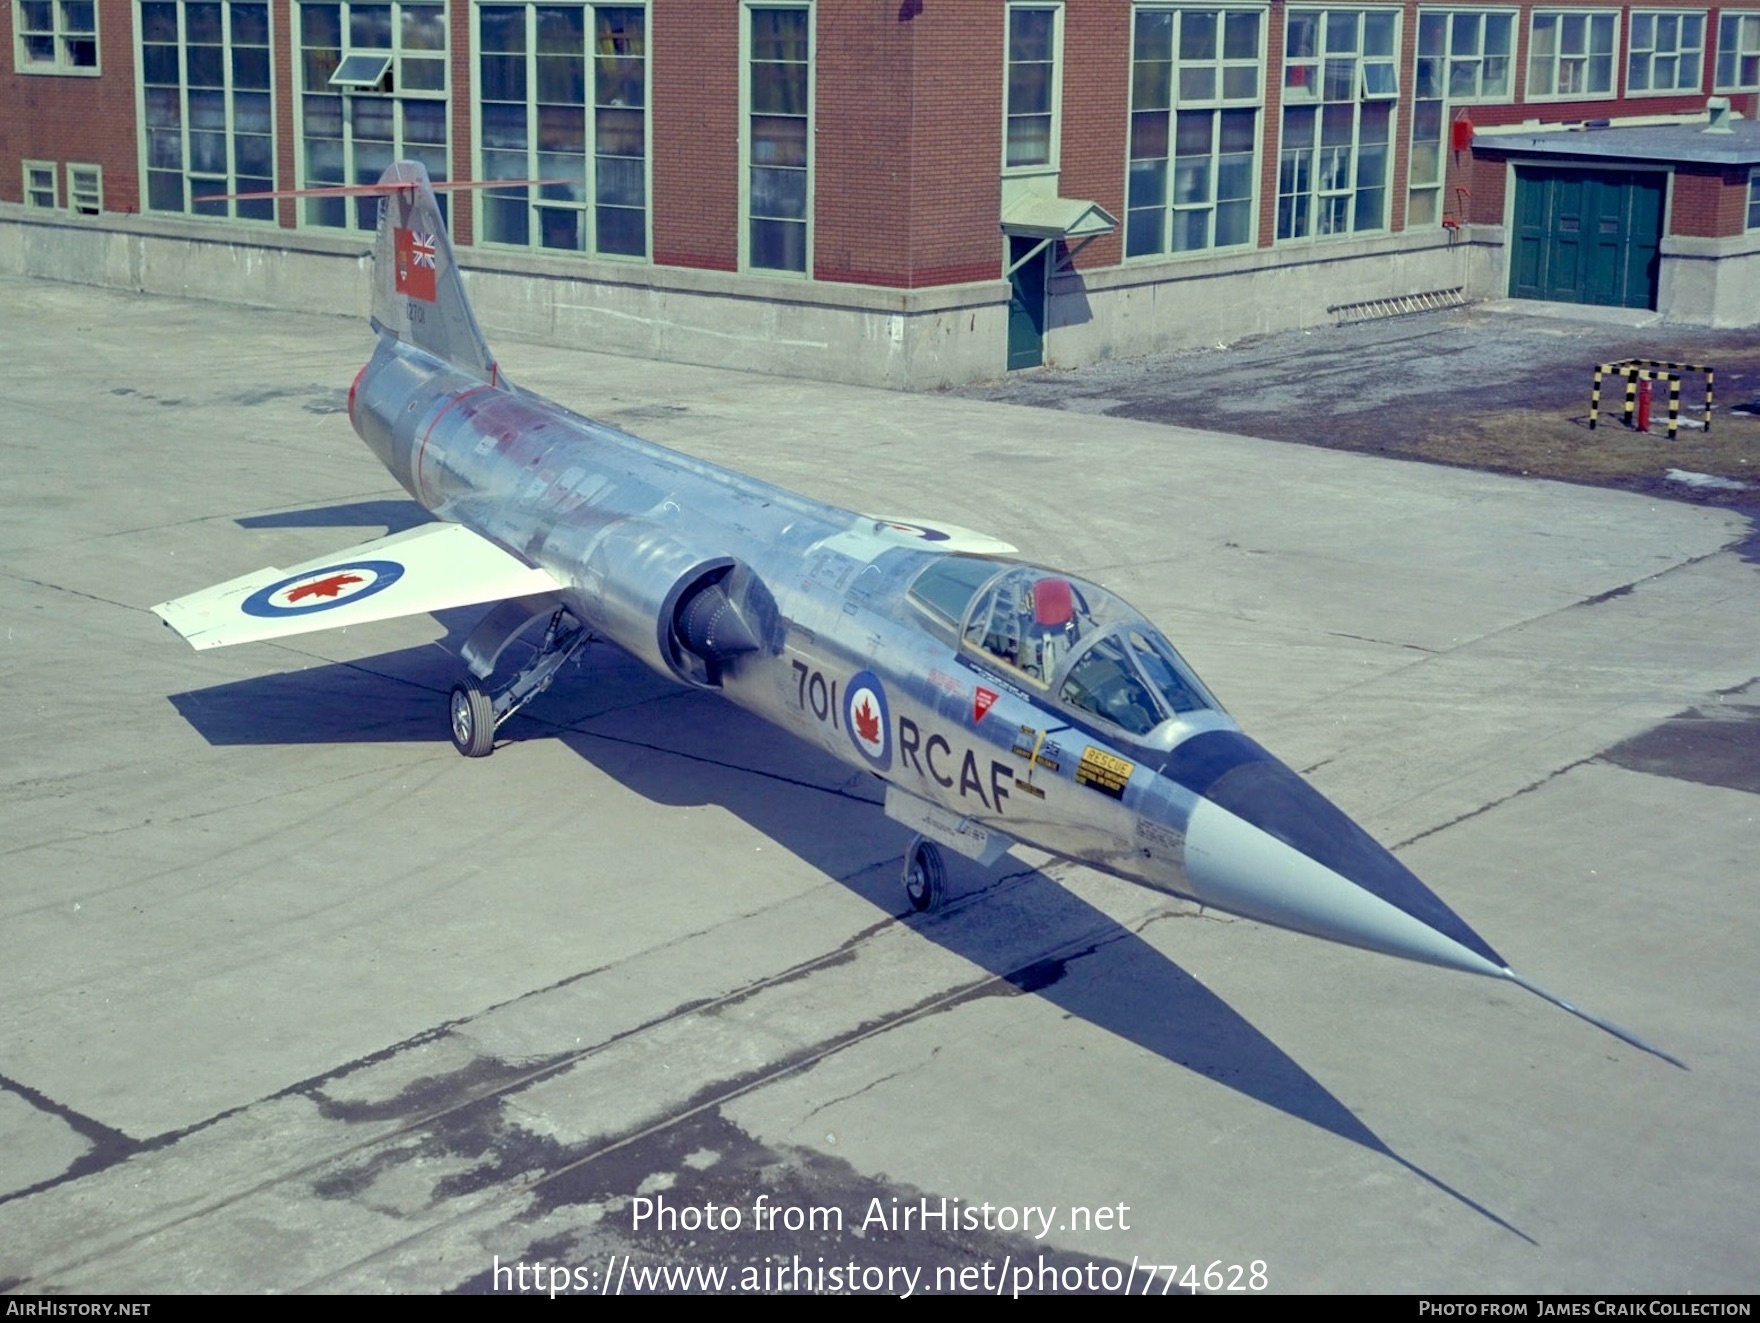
[1278,8,1398,241]
[140,1,275,219]
[68,162,103,213]
[14,0,97,73]
[477,4,647,257]
[1416,9,1514,101]
[1126,6,1261,258]
[744,4,810,273]
[1715,13,1760,91]
[23,160,59,207]
[1627,11,1704,93]
[1005,4,1060,169]
[298,1,448,229]
[1409,9,1515,226]
[1749,170,1760,229]
[1526,10,1618,98]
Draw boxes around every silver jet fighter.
[155,163,1675,1066]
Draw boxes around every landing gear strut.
[447,608,590,757]
[902,835,945,913]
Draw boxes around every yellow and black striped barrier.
[1589,359,1714,440]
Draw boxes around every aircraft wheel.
[902,836,945,913]
[449,682,496,758]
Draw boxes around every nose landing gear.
[902,835,946,913]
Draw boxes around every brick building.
[4,1,1759,386]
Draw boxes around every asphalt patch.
[1597,700,1760,796]
[956,308,1760,508]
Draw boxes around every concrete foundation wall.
[1,209,375,316]
[1658,232,1760,328]
[0,207,1008,389]
[5,205,1751,388]
[457,255,1011,390]
[1043,229,1507,369]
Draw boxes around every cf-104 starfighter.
[155,162,1675,1065]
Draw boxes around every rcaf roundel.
[843,670,892,772]
[874,520,951,543]
[242,559,406,617]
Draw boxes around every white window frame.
[1715,12,1760,91]
[67,162,102,213]
[1004,3,1063,173]
[1526,9,1619,100]
[740,1,813,275]
[23,159,59,207]
[1626,10,1705,95]
[1277,7,1401,243]
[13,0,99,74]
[1408,9,1516,228]
[137,0,278,222]
[472,2,650,260]
[1125,4,1264,260]
[295,0,450,231]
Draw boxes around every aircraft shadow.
[235,499,434,537]
[165,635,1526,1240]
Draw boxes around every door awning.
[1000,193,1119,239]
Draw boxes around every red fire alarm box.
[1451,117,1475,151]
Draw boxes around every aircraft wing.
[153,522,563,651]
[860,516,1019,556]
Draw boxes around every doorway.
[1006,235,1049,371]
[1510,166,1665,310]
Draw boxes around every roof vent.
[1704,96,1733,135]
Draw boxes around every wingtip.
[1503,969,1688,1071]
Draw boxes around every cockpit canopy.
[908,559,1220,738]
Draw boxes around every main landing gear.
[447,607,590,758]
[902,835,946,914]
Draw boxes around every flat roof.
[1473,117,1760,166]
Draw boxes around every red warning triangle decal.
[973,687,998,724]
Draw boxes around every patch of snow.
[1665,468,1750,491]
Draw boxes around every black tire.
[902,836,946,913]
[449,681,496,758]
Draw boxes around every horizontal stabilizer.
[153,522,562,650]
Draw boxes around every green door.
[1006,236,1048,371]
[1511,166,1664,310]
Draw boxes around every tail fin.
[370,161,498,383]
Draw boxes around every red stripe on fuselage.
[413,384,497,507]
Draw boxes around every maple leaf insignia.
[854,697,881,746]
[287,572,364,602]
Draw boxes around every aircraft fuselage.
[148,162,1680,1066]
[351,337,1155,871]
[349,333,1509,982]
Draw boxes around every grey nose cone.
[1166,731,1506,975]
[1164,732,1682,1065]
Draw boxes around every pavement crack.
[797,1065,917,1123]
[1284,545,1741,717]
[0,569,138,612]
[0,1075,142,1208]
[1137,904,1231,930]
[1569,548,1724,611]
[1393,757,1594,850]
[0,757,422,869]
[1326,630,1438,653]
